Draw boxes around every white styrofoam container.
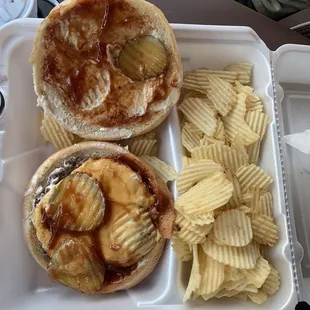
[0,0,37,27]
[0,18,309,310]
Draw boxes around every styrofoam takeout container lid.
[0,18,310,309]
[0,0,37,27]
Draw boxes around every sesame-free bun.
[23,141,175,293]
[30,0,182,141]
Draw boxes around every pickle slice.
[118,35,167,81]
[47,173,105,231]
[48,238,105,293]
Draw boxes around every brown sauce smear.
[41,0,171,127]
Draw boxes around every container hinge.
[270,62,301,302]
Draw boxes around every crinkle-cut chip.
[247,100,264,112]
[202,292,217,301]
[227,175,242,208]
[127,139,156,156]
[41,115,75,150]
[191,144,247,174]
[140,156,177,183]
[240,256,271,288]
[225,62,253,85]
[183,90,209,100]
[198,248,225,295]
[182,156,192,168]
[252,215,278,246]
[213,205,235,218]
[202,237,260,269]
[199,136,225,147]
[214,119,225,141]
[207,75,237,117]
[237,205,251,214]
[215,289,240,298]
[183,245,201,302]
[183,69,238,94]
[181,123,202,152]
[171,234,192,261]
[180,211,215,226]
[208,230,227,246]
[234,81,258,100]
[176,212,213,244]
[223,278,249,292]
[235,293,248,301]
[178,97,218,136]
[222,93,260,145]
[214,209,253,247]
[246,140,261,164]
[254,192,274,218]
[184,122,204,136]
[244,284,259,293]
[177,159,224,194]
[231,134,249,162]
[245,111,269,138]
[261,266,280,295]
[48,238,105,294]
[175,172,233,215]
[249,187,262,210]
[224,266,244,282]
[47,173,105,231]
[246,291,268,304]
[236,164,273,194]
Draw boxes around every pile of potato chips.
[172,62,280,304]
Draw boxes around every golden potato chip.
[184,122,204,135]
[236,164,273,193]
[177,159,224,194]
[214,119,225,141]
[234,293,248,301]
[222,93,260,145]
[254,192,274,218]
[214,209,253,247]
[41,115,75,150]
[245,111,269,139]
[249,187,262,210]
[227,175,242,208]
[224,266,243,282]
[183,245,201,302]
[191,144,247,174]
[215,289,241,298]
[240,256,271,288]
[202,237,260,269]
[252,215,278,247]
[244,111,268,164]
[223,278,249,291]
[181,123,202,152]
[207,75,237,116]
[183,90,208,100]
[182,156,192,168]
[127,139,156,156]
[234,81,263,112]
[181,210,215,226]
[246,291,267,304]
[261,266,280,295]
[183,69,238,94]
[199,135,225,147]
[175,172,233,215]
[225,62,253,85]
[198,248,225,295]
[244,284,259,293]
[201,292,217,301]
[179,97,218,136]
[176,212,213,244]
[47,173,105,231]
[231,134,249,162]
[140,156,177,183]
[171,234,192,261]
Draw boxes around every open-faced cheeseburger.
[30,0,182,141]
[23,142,175,293]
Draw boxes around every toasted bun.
[30,0,182,141]
[23,141,175,293]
